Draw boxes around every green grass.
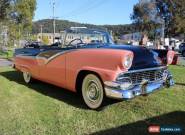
[0,50,13,59]
[0,66,185,135]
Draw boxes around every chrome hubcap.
[86,81,100,102]
[88,83,99,100]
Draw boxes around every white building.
[37,33,61,44]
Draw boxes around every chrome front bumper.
[104,70,174,99]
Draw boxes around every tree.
[167,0,185,37]
[131,1,159,33]
[5,0,36,46]
[131,0,185,38]
[0,0,10,20]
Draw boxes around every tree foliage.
[131,0,161,36]
[12,0,36,31]
[167,0,185,36]
[131,0,185,37]
[0,0,10,20]
[0,0,36,46]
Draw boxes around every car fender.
[65,49,132,91]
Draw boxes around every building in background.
[37,33,61,45]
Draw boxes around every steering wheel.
[67,38,85,48]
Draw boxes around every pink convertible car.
[13,28,175,109]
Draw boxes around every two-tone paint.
[14,44,175,105]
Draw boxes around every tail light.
[167,51,175,65]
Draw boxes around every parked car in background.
[179,43,185,57]
[13,28,175,109]
[14,41,62,56]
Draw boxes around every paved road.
[0,59,12,67]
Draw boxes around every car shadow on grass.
[175,82,185,87]
[0,70,120,110]
[91,111,185,135]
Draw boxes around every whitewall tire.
[82,74,104,109]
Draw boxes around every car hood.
[100,44,164,70]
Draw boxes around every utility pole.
[162,19,165,46]
[52,0,56,44]
[40,25,43,40]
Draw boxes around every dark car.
[179,43,185,57]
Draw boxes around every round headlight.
[123,55,133,69]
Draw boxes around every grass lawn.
[0,50,13,59]
[0,66,185,135]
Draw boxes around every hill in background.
[32,19,134,37]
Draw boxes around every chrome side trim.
[45,49,76,64]
[16,49,76,64]
[36,56,47,61]
[45,50,69,64]
[16,55,36,59]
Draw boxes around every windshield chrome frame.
[62,28,114,48]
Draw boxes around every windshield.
[63,28,114,46]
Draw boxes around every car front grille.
[116,67,166,85]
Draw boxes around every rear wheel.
[23,71,32,84]
[82,74,104,109]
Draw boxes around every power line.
[40,25,43,40]
[60,0,109,19]
[52,0,56,43]
[60,0,95,17]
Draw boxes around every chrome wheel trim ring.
[23,71,31,83]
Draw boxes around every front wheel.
[82,74,104,109]
[23,71,33,84]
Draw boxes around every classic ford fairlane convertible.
[13,28,175,109]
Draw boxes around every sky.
[34,0,139,25]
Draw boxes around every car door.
[37,51,66,88]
